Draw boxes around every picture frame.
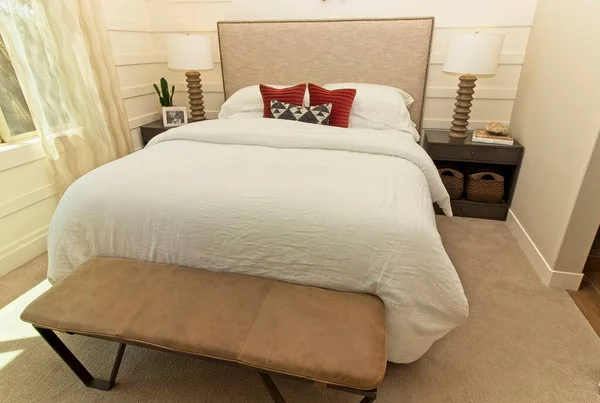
[162,106,188,127]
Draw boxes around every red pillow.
[308,83,356,128]
[259,84,306,118]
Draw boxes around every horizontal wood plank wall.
[102,0,170,150]
[103,0,538,140]
[0,147,58,276]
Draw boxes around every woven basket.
[466,172,504,203]
[438,168,464,200]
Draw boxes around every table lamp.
[166,34,214,122]
[443,32,504,139]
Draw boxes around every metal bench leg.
[258,372,287,403]
[258,371,377,403]
[35,327,126,391]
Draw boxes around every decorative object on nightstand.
[165,34,214,122]
[473,129,514,145]
[423,129,524,221]
[485,121,511,136]
[162,106,188,127]
[473,121,514,145]
[443,33,504,139]
[153,77,175,108]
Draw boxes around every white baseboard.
[507,210,583,290]
[0,226,48,277]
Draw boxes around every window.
[0,34,36,143]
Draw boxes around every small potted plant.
[154,77,174,108]
[154,77,187,127]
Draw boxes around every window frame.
[0,107,37,143]
[0,32,37,144]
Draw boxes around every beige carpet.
[1,217,599,403]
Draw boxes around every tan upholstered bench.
[21,258,386,402]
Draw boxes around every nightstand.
[140,120,170,146]
[423,129,524,221]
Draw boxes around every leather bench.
[21,258,386,402]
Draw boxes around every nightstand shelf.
[424,129,524,221]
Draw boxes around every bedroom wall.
[101,0,167,150]
[141,0,537,130]
[0,144,58,276]
[507,0,600,290]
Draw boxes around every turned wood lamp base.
[186,70,206,122]
[449,74,477,139]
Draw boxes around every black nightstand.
[141,119,210,146]
[423,129,524,221]
[140,120,170,146]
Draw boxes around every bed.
[47,18,468,364]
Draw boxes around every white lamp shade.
[443,33,504,77]
[166,34,214,71]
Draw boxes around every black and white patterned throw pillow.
[270,100,332,125]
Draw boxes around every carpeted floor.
[1,217,599,403]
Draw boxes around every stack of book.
[472,129,514,145]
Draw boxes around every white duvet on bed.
[47,118,468,363]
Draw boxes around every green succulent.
[153,77,175,107]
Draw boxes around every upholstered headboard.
[217,18,434,130]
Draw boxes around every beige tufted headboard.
[217,18,434,131]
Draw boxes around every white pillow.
[323,83,419,141]
[325,83,414,107]
[226,111,264,120]
[218,84,309,119]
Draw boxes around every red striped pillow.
[308,83,356,128]
[259,84,306,118]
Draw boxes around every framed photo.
[162,106,188,127]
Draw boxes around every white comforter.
[48,118,468,363]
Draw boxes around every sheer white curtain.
[0,0,133,192]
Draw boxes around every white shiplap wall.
[103,0,226,148]
[124,0,537,131]
[102,0,169,150]
[0,145,58,276]
[102,0,537,140]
